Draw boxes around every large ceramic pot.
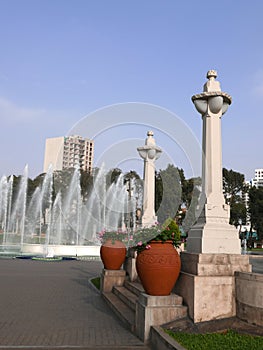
[100,239,127,270]
[136,240,181,296]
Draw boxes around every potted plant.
[98,229,128,270]
[133,219,181,296]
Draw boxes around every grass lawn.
[91,276,100,290]
[164,329,263,350]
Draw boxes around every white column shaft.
[203,112,224,205]
[142,159,155,221]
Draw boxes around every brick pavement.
[0,259,150,350]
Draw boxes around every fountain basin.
[20,244,101,257]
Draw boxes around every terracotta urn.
[100,239,127,270]
[136,240,181,296]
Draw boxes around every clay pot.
[100,239,127,270]
[136,240,181,296]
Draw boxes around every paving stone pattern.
[0,259,150,349]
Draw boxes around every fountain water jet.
[0,165,141,257]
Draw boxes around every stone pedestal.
[136,293,187,342]
[100,269,126,293]
[174,252,251,323]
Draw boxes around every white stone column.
[137,131,162,227]
[187,70,241,254]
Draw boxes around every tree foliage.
[181,184,201,233]
[223,168,247,226]
[53,168,75,198]
[249,187,263,241]
[155,164,201,230]
[223,168,245,204]
[106,168,122,187]
[155,164,182,224]
[155,170,163,214]
[80,169,93,199]
[230,202,247,227]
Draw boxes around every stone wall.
[235,271,263,327]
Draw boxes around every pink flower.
[145,244,151,250]
[137,241,143,246]
[98,229,105,237]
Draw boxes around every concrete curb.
[150,326,186,350]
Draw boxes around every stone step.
[113,286,138,311]
[124,280,145,296]
[169,304,188,319]
[102,291,135,332]
[125,280,185,305]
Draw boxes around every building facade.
[43,135,94,173]
[251,168,263,188]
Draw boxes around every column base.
[187,222,241,254]
[174,252,251,323]
[187,203,241,254]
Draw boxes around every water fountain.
[0,165,140,257]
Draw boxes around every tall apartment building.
[43,135,94,173]
[251,168,263,188]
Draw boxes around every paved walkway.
[0,259,150,350]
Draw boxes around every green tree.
[155,165,201,230]
[29,173,46,202]
[249,187,263,241]
[182,176,201,208]
[124,171,143,204]
[124,170,140,182]
[223,168,247,226]
[182,184,201,233]
[80,169,93,199]
[155,170,163,214]
[230,202,247,227]
[123,171,143,228]
[175,173,201,232]
[106,168,122,187]
[9,175,21,210]
[53,168,75,198]
[155,164,182,224]
[223,168,245,205]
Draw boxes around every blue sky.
[0,0,262,180]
